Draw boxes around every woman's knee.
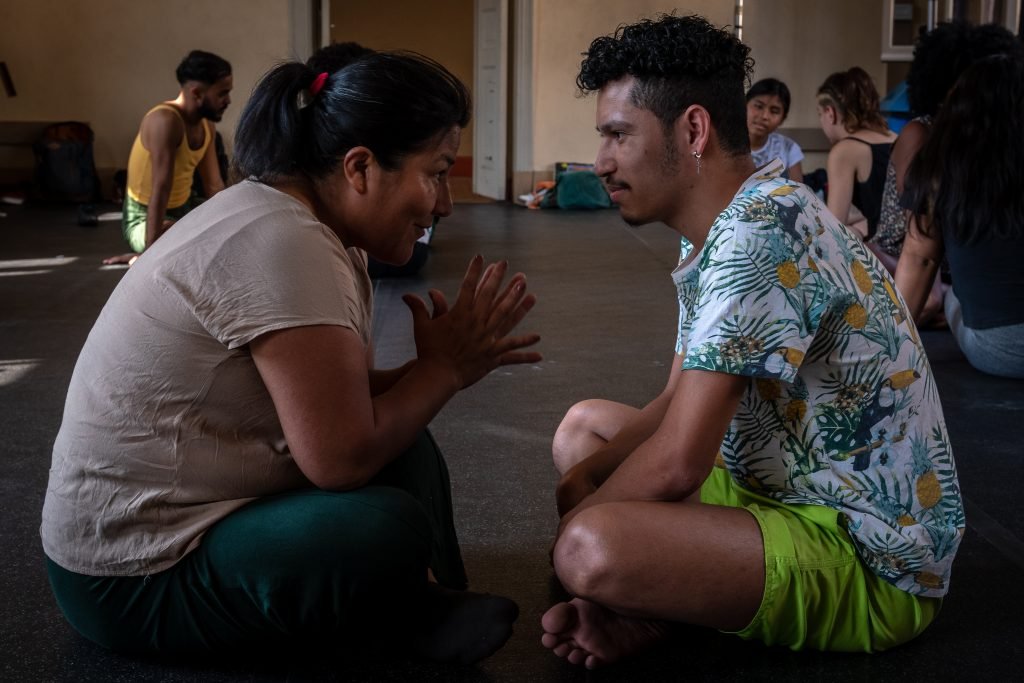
[204,487,433,570]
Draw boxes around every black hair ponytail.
[232,62,320,182]
[233,52,471,184]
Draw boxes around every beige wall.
[745,0,887,129]
[1,0,892,193]
[531,1,734,172]
[744,0,887,171]
[329,0,475,158]
[0,0,292,184]
[528,0,888,176]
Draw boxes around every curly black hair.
[904,53,1024,245]
[175,50,231,86]
[905,21,1022,118]
[577,14,753,155]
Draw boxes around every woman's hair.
[232,52,471,182]
[306,41,375,72]
[816,67,888,133]
[746,78,791,118]
[175,50,231,86]
[906,21,1022,117]
[903,54,1024,244]
[577,14,754,155]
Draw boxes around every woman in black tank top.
[816,68,896,239]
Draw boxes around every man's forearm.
[144,188,172,248]
[576,390,673,486]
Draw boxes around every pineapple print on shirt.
[671,159,964,597]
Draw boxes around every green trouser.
[121,194,193,253]
[46,430,467,655]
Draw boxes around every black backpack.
[33,121,101,202]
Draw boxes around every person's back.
[899,54,1024,378]
[672,161,957,592]
[872,22,1023,325]
[542,15,959,669]
[817,67,896,239]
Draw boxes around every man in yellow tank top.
[104,51,232,265]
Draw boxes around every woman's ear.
[341,146,374,194]
[825,105,839,126]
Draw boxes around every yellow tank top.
[126,104,212,209]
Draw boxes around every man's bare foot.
[541,598,670,669]
[102,253,138,266]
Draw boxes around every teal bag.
[540,170,611,210]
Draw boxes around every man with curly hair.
[542,14,962,668]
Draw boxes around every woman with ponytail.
[42,53,539,663]
[817,67,897,239]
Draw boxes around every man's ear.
[341,146,375,194]
[676,104,711,156]
[187,83,204,105]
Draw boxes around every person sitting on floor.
[103,50,232,265]
[746,77,803,182]
[871,21,1023,323]
[42,52,540,663]
[541,13,963,669]
[817,67,896,240]
[897,53,1024,379]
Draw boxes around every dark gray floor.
[2,201,1022,681]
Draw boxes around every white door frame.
[511,0,534,184]
[288,0,322,62]
[473,0,509,199]
[320,1,534,201]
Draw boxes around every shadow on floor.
[1,202,1021,681]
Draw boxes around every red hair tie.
[310,71,328,97]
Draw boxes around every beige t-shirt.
[41,180,373,576]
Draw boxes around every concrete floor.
[2,200,1022,681]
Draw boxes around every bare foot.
[102,253,138,266]
[541,598,670,669]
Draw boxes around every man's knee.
[552,506,622,600]
[552,399,603,473]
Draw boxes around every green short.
[121,194,193,253]
[700,467,941,652]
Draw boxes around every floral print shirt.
[672,159,963,597]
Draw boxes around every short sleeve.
[679,202,823,383]
[785,138,805,168]
[159,205,372,350]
